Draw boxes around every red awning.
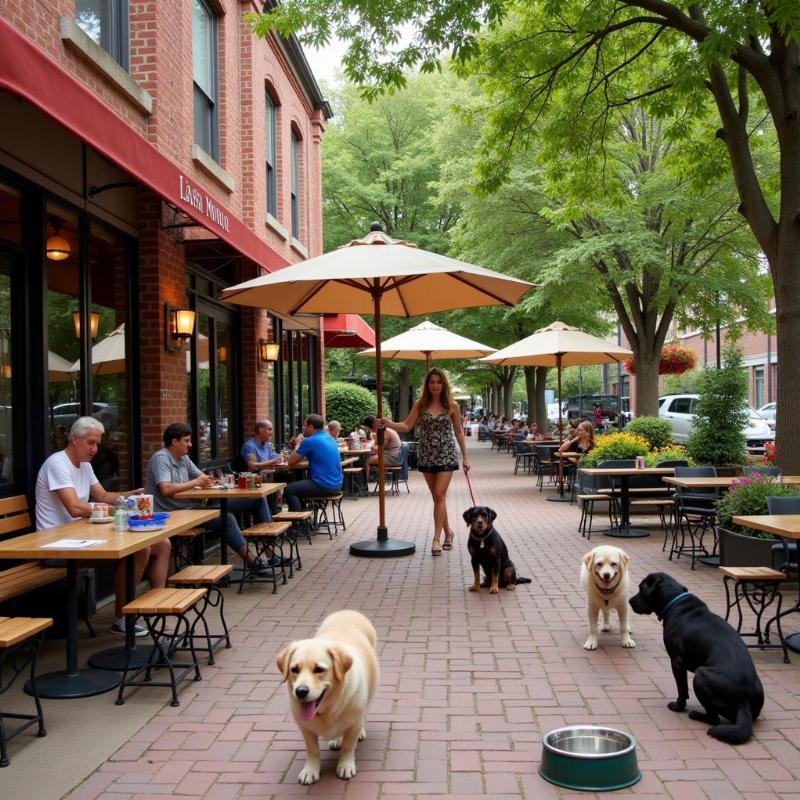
[0,19,287,273]
[322,314,375,348]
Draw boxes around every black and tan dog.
[463,506,531,593]
[630,572,764,744]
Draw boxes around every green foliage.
[626,416,673,450]
[559,366,602,398]
[324,381,378,436]
[581,432,649,468]
[644,445,692,467]
[686,347,749,466]
[663,369,702,395]
[717,473,800,539]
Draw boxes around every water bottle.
[114,496,128,531]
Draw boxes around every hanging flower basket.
[623,343,697,376]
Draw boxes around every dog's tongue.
[299,701,316,722]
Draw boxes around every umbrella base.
[546,494,572,503]
[350,528,416,558]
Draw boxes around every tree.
[250,0,800,469]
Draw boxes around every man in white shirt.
[35,416,169,636]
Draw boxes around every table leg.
[88,554,158,671]
[25,562,120,699]
[546,457,572,503]
[604,475,650,538]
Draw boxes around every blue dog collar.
[659,591,691,620]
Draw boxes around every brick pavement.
[65,440,800,799]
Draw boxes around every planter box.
[715,466,743,478]
[718,526,777,568]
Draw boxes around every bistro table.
[663,475,800,566]
[0,508,217,699]
[580,467,675,538]
[547,450,580,503]
[732,514,800,653]
[174,483,285,569]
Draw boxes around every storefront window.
[46,204,81,455]
[216,323,232,460]
[0,272,12,484]
[0,183,22,245]
[75,0,129,69]
[197,313,212,463]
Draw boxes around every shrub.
[717,473,800,539]
[626,416,672,450]
[581,432,650,468]
[324,381,378,436]
[686,347,749,466]
[644,445,693,467]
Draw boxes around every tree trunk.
[634,350,661,418]
[501,367,516,419]
[535,366,548,432]
[524,366,537,421]
[397,365,411,421]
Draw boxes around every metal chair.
[743,465,782,477]
[384,443,410,495]
[670,466,718,568]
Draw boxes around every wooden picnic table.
[732,514,800,653]
[580,467,676,538]
[664,475,800,489]
[0,508,217,699]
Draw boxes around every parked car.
[564,393,623,424]
[658,394,773,453]
[757,402,776,431]
[51,401,116,431]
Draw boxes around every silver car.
[658,394,773,453]
[757,402,776,431]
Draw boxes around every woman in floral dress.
[379,367,470,555]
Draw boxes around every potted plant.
[686,347,748,474]
[716,473,800,567]
[623,343,697,376]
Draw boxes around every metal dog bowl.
[539,726,641,792]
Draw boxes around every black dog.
[629,572,764,744]
[463,506,530,593]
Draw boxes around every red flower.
[624,344,697,376]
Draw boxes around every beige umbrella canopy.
[481,321,632,501]
[70,324,126,375]
[221,224,534,558]
[48,351,76,382]
[357,319,496,370]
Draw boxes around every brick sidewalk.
[66,440,800,799]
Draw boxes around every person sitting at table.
[361,415,402,477]
[35,416,168,637]
[558,420,595,455]
[326,420,342,439]
[146,422,276,572]
[241,419,286,513]
[284,414,343,511]
[525,421,544,441]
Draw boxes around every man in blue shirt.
[285,414,343,511]
[241,419,286,513]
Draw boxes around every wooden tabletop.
[731,514,800,540]
[581,467,675,477]
[664,475,800,489]
[175,482,286,501]
[0,508,218,560]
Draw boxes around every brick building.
[0,1,335,503]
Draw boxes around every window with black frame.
[192,0,218,160]
[75,0,129,69]
[265,91,278,218]
[291,130,301,239]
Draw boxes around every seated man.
[326,420,342,439]
[361,414,402,476]
[285,414,343,511]
[241,419,286,513]
[146,423,277,571]
[35,416,168,637]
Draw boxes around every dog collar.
[595,583,617,596]
[469,525,493,543]
[658,591,691,621]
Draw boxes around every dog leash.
[464,468,477,508]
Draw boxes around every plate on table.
[127,512,169,532]
[128,523,165,532]
[88,516,114,524]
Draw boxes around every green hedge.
[324,381,378,437]
[581,432,650,468]
[626,416,673,450]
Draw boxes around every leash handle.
[464,468,477,507]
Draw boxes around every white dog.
[276,610,379,785]
[580,545,635,650]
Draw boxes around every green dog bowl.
[539,726,641,792]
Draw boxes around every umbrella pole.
[547,353,571,503]
[349,282,415,558]
[425,352,431,372]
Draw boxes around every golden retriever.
[276,610,379,784]
[580,545,635,650]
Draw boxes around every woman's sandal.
[431,540,443,556]
[442,531,454,550]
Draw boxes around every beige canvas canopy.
[48,351,76,382]
[357,319,495,371]
[221,225,534,557]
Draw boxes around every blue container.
[127,512,170,530]
[539,726,641,792]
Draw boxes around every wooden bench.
[241,522,292,593]
[117,587,208,707]
[0,562,67,604]
[273,510,314,548]
[169,526,204,571]
[168,565,233,663]
[719,566,789,663]
[0,615,53,767]
[305,495,345,538]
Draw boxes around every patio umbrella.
[480,321,632,502]
[220,223,534,557]
[70,323,126,375]
[356,319,496,371]
[48,350,75,382]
